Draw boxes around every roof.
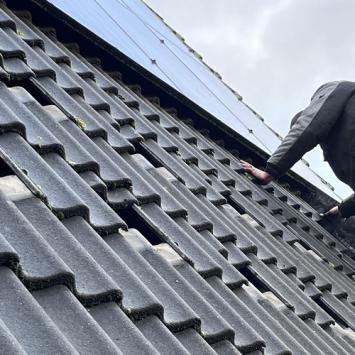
[43,0,350,201]
[0,1,354,354]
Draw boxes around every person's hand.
[320,206,340,218]
[240,160,273,185]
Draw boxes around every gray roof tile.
[15,197,121,304]
[211,340,243,355]
[63,217,163,318]
[135,316,190,355]
[0,193,74,289]
[89,303,160,355]
[0,267,77,354]
[106,231,200,332]
[79,170,107,198]
[33,286,122,354]
[174,266,265,352]
[0,8,15,31]
[7,10,44,48]
[31,26,70,63]
[208,276,293,355]
[2,56,34,80]
[174,328,217,355]
[5,31,55,78]
[130,234,235,343]
[0,84,63,154]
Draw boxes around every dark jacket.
[265,81,355,218]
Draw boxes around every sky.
[144,0,355,134]
[144,0,355,198]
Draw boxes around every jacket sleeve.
[339,195,355,218]
[265,81,355,178]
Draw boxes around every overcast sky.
[144,0,355,198]
[145,0,355,135]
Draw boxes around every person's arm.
[266,81,355,178]
[322,195,355,219]
[338,195,355,218]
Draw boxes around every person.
[240,80,355,218]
